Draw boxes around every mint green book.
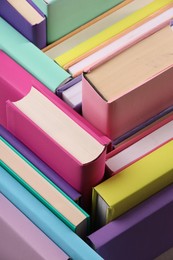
[0,137,89,238]
[32,0,125,44]
[0,17,70,92]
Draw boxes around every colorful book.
[69,7,173,77]
[88,184,173,260]
[55,0,173,68]
[106,118,173,176]
[43,0,133,58]
[82,25,173,139]
[0,50,111,209]
[6,87,106,210]
[0,167,103,260]
[92,140,173,227]
[32,0,125,44]
[0,194,70,260]
[56,75,82,113]
[0,137,89,237]
[0,50,110,146]
[0,17,70,92]
[0,125,81,202]
[113,105,173,146]
[0,0,46,48]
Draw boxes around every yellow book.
[92,140,173,228]
[55,0,173,68]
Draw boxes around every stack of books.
[0,0,173,259]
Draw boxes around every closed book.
[88,185,173,260]
[69,7,173,77]
[0,194,70,260]
[83,25,173,139]
[0,0,46,49]
[106,117,173,176]
[32,0,125,44]
[43,0,132,58]
[0,125,81,202]
[0,50,110,209]
[0,17,70,92]
[92,140,173,227]
[55,0,173,69]
[6,88,107,210]
[0,167,103,260]
[1,137,89,238]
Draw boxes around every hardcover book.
[106,118,173,176]
[32,0,125,44]
[0,167,103,260]
[83,25,173,139]
[1,137,89,238]
[55,0,173,69]
[88,185,173,260]
[92,140,173,227]
[0,18,70,92]
[0,194,70,260]
[0,125,81,202]
[0,0,46,48]
[0,50,111,209]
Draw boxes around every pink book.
[82,25,173,140]
[0,194,70,260]
[0,51,110,210]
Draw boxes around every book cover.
[0,0,46,49]
[0,125,81,203]
[0,194,70,260]
[92,140,173,226]
[0,18,70,92]
[55,0,173,68]
[1,137,89,238]
[88,184,173,260]
[0,51,110,147]
[0,167,103,260]
[0,50,111,209]
[5,87,107,210]
[32,0,125,44]
[82,26,173,139]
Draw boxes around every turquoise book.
[32,0,125,44]
[0,166,103,260]
[0,17,70,92]
[0,137,89,238]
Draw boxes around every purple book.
[0,194,70,260]
[0,0,46,48]
[88,185,173,260]
[0,125,81,203]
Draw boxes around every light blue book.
[0,17,70,92]
[0,166,103,260]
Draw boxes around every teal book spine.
[0,137,90,235]
[0,17,70,92]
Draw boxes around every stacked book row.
[0,0,173,259]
